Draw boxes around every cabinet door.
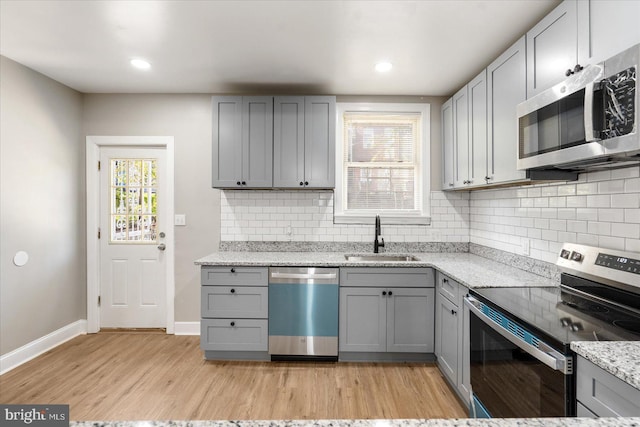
[273,96,305,187]
[487,36,527,184]
[386,288,434,353]
[468,70,488,187]
[435,292,458,384]
[453,86,469,188]
[527,0,578,97]
[242,96,273,188]
[577,0,640,67]
[304,96,336,188]
[339,287,386,352]
[212,96,242,188]
[441,98,455,190]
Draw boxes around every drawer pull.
[382,291,387,296]
[388,291,393,296]
[230,288,235,294]
[443,278,449,284]
[230,268,236,273]
[230,321,235,327]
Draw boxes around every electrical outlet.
[521,238,530,256]
[174,214,186,226]
[286,225,292,235]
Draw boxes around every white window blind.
[335,103,431,225]
[343,112,420,212]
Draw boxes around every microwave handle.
[584,81,599,142]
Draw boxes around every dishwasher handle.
[270,272,337,281]
[464,295,572,375]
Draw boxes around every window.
[335,103,430,224]
[110,159,158,243]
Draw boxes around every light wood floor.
[0,333,467,421]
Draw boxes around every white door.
[99,147,167,328]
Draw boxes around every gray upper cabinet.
[304,97,336,188]
[577,0,640,67]
[441,99,454,190]
[212,96,242,188]
[452,86,469,188]
[273,96,336,189]
[487,36,527,184]
[468,70,488,187]
[212,96,273,189]
[526,0,578,98]
[273,97,305,188]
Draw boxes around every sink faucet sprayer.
[374,215,385,253]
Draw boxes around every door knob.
[157,243,166,251]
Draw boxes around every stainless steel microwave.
[517,44,639,171]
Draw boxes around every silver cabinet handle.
[157,243,166,251]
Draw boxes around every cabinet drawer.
[340,268,434,288]
[201,266,268,286]
[201,286,268,319]
[200,319,268,351]
[437,273,459,306]
[577,356,640,417]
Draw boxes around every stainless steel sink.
[344,254,419,262]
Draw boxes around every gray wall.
[82,94,218,322]
[0,56,85,354]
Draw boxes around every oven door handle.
[464,296,572,375]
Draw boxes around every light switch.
[174,214,186,226]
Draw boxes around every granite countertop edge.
[194,251,559,289]
[69,418,640,427]
[571,341,640,391]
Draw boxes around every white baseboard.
[0,319,87,375]
[174,321,200,335]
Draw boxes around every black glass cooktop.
[470,280,640,350]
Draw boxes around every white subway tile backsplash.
[222,167,640,261]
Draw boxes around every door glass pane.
[110,159,157,243]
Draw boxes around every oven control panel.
[556,243,640,289]
[595,253,640,274]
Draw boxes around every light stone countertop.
[571,341,640,391]
[194,252,559,289]
[70,418,640,427]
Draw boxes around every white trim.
[0,320,87,375]
[174,321,201,336]
[334,102,431,225]
[86,136,175,334]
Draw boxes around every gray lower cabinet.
[200,266,269,360]
[273,96,335,189]
[339,267,435,360]
[434,272,471,407]
[576,355,640,417]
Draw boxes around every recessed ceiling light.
[375,62,393,72]
[130,59,151,70]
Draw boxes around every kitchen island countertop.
[195,251,558,289]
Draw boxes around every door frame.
[86,136,175,334]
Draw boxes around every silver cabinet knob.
[157,243,166,251]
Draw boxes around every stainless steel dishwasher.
[268,267,339,360]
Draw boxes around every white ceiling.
[0,0,561,96]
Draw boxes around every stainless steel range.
[466,243,640,418]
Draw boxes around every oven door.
[465,295,575,418]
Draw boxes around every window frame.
[334,102,431,225]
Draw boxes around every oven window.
[519,89,586,159]
[470,313,567,417]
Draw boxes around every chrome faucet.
[374,215,385,253]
